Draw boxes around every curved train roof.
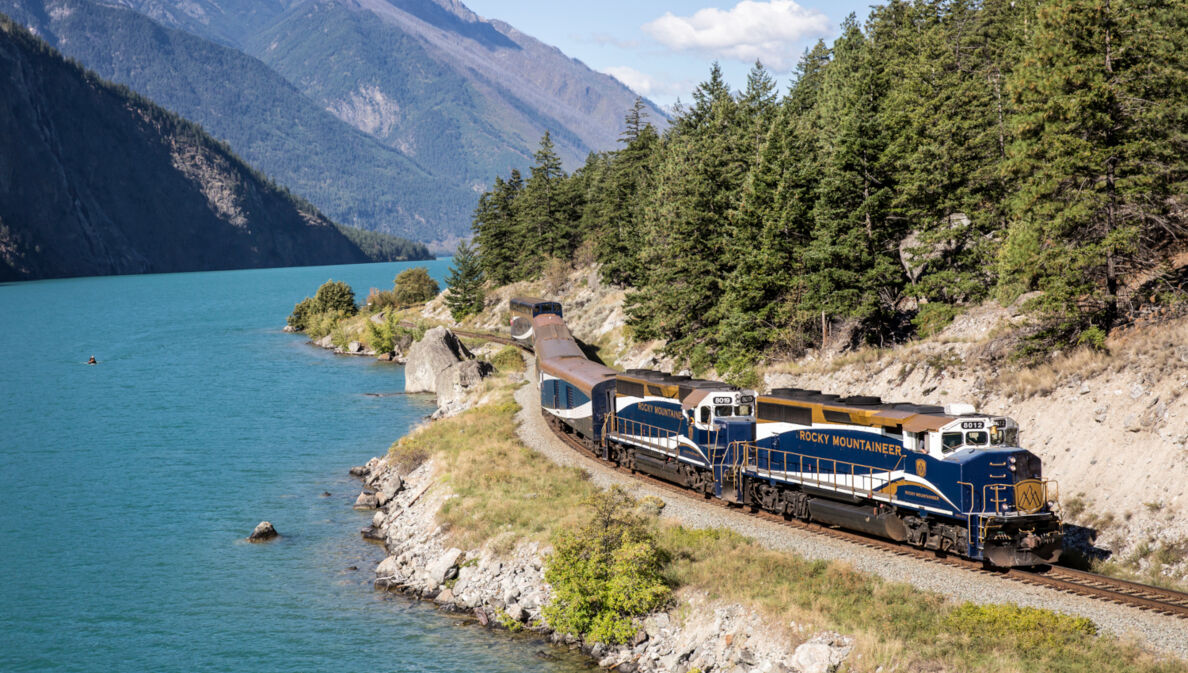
[759,387,955,433]
[532,313,616,394]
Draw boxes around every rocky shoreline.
[349,454,853,673]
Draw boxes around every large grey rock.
[375,555,401,578]
[427,547,463,586]
[790,633,852,673]
[315,334,333,348]
[435,359,495,411]
[404,327,473,393]
[354,491,379,510]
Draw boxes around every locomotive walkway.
[512,356,1188,659]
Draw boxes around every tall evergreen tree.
[1000,0,1188,339]
[472,170,524,285]
[596,98,660,286]
[521,131,574,262]
[444,241,486,320]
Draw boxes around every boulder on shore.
[247,521,278,542]
[404,327,473,393]
[434,359,495,412]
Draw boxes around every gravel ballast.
[514,362,1188,660]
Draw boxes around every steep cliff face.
[0,17,372,281]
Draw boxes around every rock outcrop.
[433,359,495,417]
[404,327,474,393]
[351,452,855,673]
[247,521,278,542]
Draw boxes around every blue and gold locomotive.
[521,298,1062,567]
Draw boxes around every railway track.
[544,389,1188,622]
[461,327,1188,620]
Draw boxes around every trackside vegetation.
[287,278,435,350]
[384,367,1185,672]
[471,0,1188,374]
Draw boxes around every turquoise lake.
[0,261,593,673]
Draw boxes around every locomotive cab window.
[699,407,711,424]
[714,405,733,418]
[942,432,963,453]
[737,404,752,417]
[966,430,988,446]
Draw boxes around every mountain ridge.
[0,15,427,281]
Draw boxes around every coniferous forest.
[471,0,1188,377]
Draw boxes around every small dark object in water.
[347,565,358,571]
[320,491,331,497]
[87,355,97,365]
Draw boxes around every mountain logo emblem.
[915,459,926,477]
[1015,480,1045,513]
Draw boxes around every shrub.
[313,279,357,316]
[366,319,393,353]
[912,302,962,337]
[393,267,440,306]
[491,345,525,373]
[945,603,1096,650]
[287,297,318,330]
[543,487,670,644]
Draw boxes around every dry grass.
[656,524,1185,673]
[388,383,597,550]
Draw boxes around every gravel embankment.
[513,363,1188,661]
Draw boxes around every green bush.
[287,297,318,330]
[393,267,440,306]
[313,279,357,316]
[491,345,525,373]
[946,603,1097,650]
[543,487,669,644]
[288,280,357,332]
[912,302,962,337]
[366,319,393,353]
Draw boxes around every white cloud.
[602,66,696,102]
[603,66,661,96]
[642,0,830,71]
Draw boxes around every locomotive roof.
[759,387,955,433]
[617,369,738,404]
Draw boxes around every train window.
[941,432,963,453]
[699,407,711,424]
[737,404,752,417]
[715,405,732,417]
[966,431,988,445]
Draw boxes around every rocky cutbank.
[349,453,854,673]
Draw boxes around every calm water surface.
[0,261,593,673]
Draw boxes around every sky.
[462,0,879,109]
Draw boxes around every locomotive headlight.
[1009,456,1017,464]
[1009,464,1016,472]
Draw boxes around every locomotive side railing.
[729,441,904,501]
[602,413,719,460]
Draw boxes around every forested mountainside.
[4,0,666,248]
[471,0,1188,379]
[0,17,426,282]
[2,0,475,242]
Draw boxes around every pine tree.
[800,14,900,344]
[521,131,574,263]
[471,171,524,285]
[1000,0,1188,341]
[444,241,485,320]
[595,98,660,286]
